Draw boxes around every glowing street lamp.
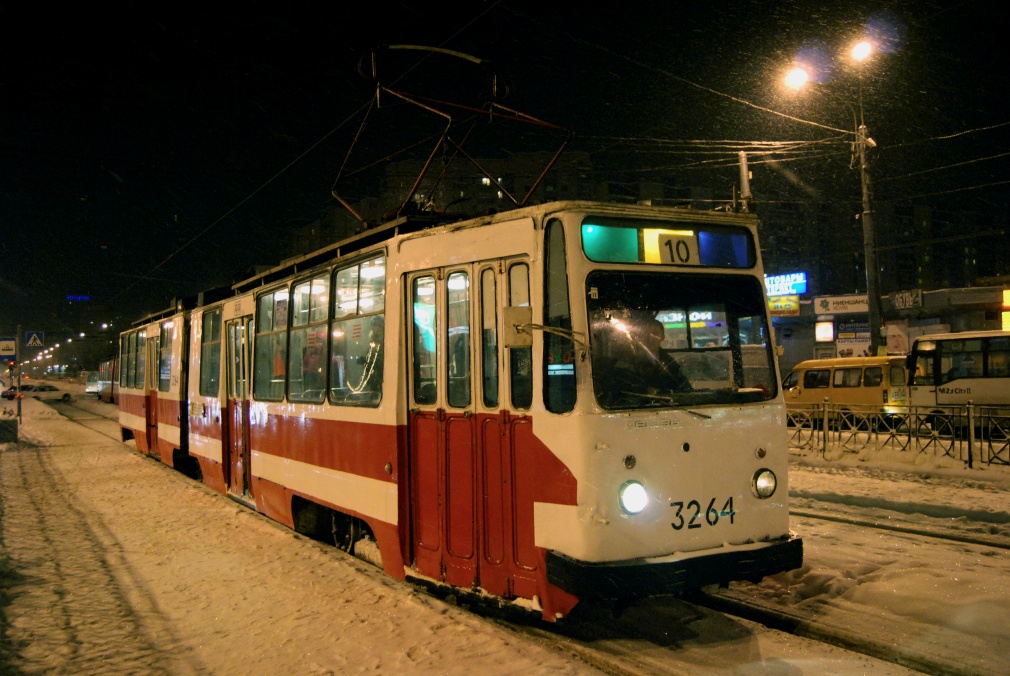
[784,38,885,355]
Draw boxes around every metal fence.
[786,402,1010,467]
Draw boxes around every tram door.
[408,260,536,595]
[143,332,161,456]
[225,316,253,499]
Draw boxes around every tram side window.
[480,268,498,408]
[543,219,576,413]
[329,256,386,407]
[988,338,1010,377]
[120,330,147,390]
[803,369,830,388]
[447,270,471,408]
[411,275,437,405]
[508,263,533,409]
[199,309,222,397]
[120,334,131,388]
[253,288,289,401]
[158,322,173,392]
[288,274,329,404]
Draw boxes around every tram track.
[485,586,964,676]
[691,589,973,676]
[791,506,1010,551]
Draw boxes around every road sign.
[25,331,44,348]
[1,338,14,365]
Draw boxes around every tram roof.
[228,199,759,294]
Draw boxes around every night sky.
[1,1,1006,344]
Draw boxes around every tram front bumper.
[546,534,803,600]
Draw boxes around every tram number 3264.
[670,497,736,530]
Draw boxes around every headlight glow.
[753,469,777,499]
[619,480,648,514]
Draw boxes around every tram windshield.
[586,271,777,410]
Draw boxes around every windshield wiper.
[620,391,712,419]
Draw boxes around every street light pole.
[857,122,883,355]
[784,38,885,355]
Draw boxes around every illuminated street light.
[784,66,810,90]
[784,37,885,355]
[851,40,873,62]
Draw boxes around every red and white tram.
[118,200,802,620]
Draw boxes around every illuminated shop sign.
[764,272,807,297]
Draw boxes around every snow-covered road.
[5,394,998,674]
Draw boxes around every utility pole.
[857,124,883,355]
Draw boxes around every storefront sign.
[815,294,868,315]
[768,295,800,316]
[890,289,922,310]
[765,272,808,297]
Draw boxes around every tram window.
[334,266,359,318]
[543,219,576,413]
[253,288,289,401]
[480,267,498,408]
[288,275,329,404]
[447,271,471,408]
[158,322,173,392]
[120,333,132,388]
[508,263,533,409]
[833,367,862,388]
[135,330,147,390]
[199,309,222,397]
[329,256,385,407]
[412,275,437,405]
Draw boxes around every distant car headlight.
[619,480,648,514]
[753,469,777,499]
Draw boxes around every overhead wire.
[109,2,505,304]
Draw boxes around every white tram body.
[119,200,801,620]
[118,309,191,467]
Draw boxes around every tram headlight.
[619,480,648,515]
[752,469,777,499]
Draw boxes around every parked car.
[2,384,36,400]
[31,384,72,403]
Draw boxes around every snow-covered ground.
[754,446,1010,675]
[3,388,1008,673]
